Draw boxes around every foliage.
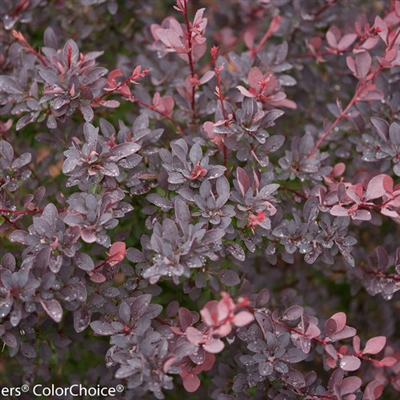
[1,0,400,399]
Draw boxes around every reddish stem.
[182,0,197,118]
[388,26,400,51]
[1,213,21,230]
[251,15,282,59]
[134,97,188,136]
[12,30,48,67]
[309,84,364,158]
[97,71,187,136]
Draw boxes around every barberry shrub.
[2,0,400,399]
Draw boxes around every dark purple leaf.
[256,289,270,307]
[219,269,240,286]
[90,321,115,335]
[262,109,285,128]
[43,27,58,49]
[39,298,63,322]
[389,122,400,146]
[41,203,58,227]
[165,301,179,318]
[118,302,131,325]
[39,70,60,86]
[328,368,344,391]
[0,298,13,318]
[146,193,173,211]
[108,142,141,161]
[130,294,152,321]
[126,247,146,263]
[371,117,389,141]
[225,243,245,261]
[0,140,14,161]
[282,305,304,321]
[74,252,95,271]
[178,307,193,331]
[80,105,94,122]
[324,318,338,336]
[236,167,250,197]
[282,368,306,388]
[2,332,17,348]
[175,197,191,226]
[20,342,36,358]
[202,229,225,244]
[102,162,119,176]
[0,76,23,94]
[263,135,285,153]
[281,348,307,363]
[34,246,51,271]
[16,113,38,130]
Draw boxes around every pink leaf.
[182,372,201,392]
[107,241,126,266]
[366,174,393,200]
[326,26,340,48]
[200,300,218,327]
[248,67,263,88]
[163,355,177,373]
[373,16,388,45]
[373,356,397,367]
[359,89,384,101]
[340,355,361,371]
[362,336,386,355]
[362,380,384,400]
[341,376,362,395]
[236,85,255,98]
[333,163,346,177]
[186,327,203,346]
[355,51,372,79]
[325,312,346,335]
[346,56,356,75]
[107,69,123,82]
[81,228,97,243]
[305,323,321,338]
[325,344,338,360]
[199,70,215,85]
[330,205,350,217]
[233,311,254,327]
[326,356,337,369]
[329,326,357,342]
[203,338,224,353]
[353,335,361,353]
[202,353,216,371]
[88,271,106,283]
[98,99,120,108]
[353,209,372,221]
[338,33,357,51]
